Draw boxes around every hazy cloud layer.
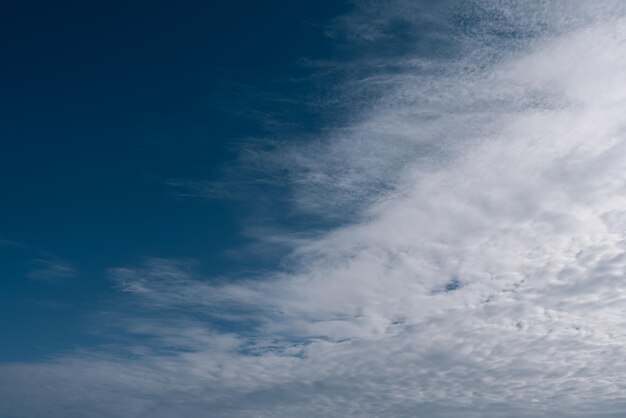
[3,1,626,417]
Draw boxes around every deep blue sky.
[0,0,349,361]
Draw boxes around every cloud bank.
[3,1,626,417]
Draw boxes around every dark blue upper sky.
[0,0,350,361]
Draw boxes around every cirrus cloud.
[3,1,626,417]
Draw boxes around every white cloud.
[3,1,626,417]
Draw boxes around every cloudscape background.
[2,1,626,417]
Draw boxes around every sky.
[2,1,626,417]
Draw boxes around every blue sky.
[0,0,346,361]
[3,1,626,417]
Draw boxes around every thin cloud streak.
[27,256,78,282]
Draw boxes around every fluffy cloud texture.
[3,1,626,417]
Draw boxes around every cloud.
[0,237,27,249]
[27,256,77,282]
[3,1,626,417]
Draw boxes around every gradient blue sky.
[3,1,626,418]
[0,0,346,361]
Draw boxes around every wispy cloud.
[0,237,27,248]
[3,1,626,417]
[27,256,77,282]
